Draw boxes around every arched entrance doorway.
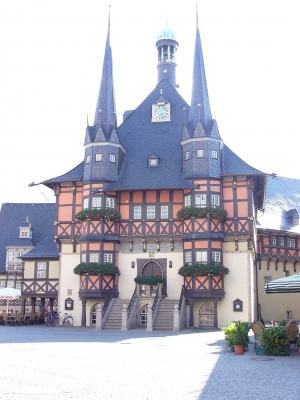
[140,304,148,326]
[199,302,214,327]
[140,260,166,296]
[91,302,101,325]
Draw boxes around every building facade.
[32,9,300,328]
[0,203,58,314]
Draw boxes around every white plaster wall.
[59,244,81,326]
[257,260,300,322]
[118,251,184,299]
[217,242,253,328]
[49,260,59,279]
[24,261,34,279]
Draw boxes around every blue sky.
[0,0,300,204]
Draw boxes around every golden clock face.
[152,103,171,122]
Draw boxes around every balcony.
[183,275,225,299]
[78,275,118,299]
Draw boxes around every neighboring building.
[37,9,299,328]
[256,177,300,323]
[0,203,58,313]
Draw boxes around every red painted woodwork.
[78,275,117,299]
[183,275,225,299]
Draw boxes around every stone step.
[102,299,130,330]
[153,299,178,330]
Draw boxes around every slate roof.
[0,203,56,273]
[42,13,266,195]
[43,162,84,187]
[106,79,192,191]
[20,234,59,259]
[257,176,300,233]
[221,144,264,176]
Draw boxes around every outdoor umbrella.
[0,287,21,313]
[264,273,300,294]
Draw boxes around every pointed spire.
[94,124,106,143]
[84,126,92,145]
[93,6,117,130]
[189,3,212,130]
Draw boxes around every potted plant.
[222,320,250,352]
[221,321,238,351]
[261,326,290,356]
[232,323,247,355]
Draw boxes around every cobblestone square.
[0,326,299,400]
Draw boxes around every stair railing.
[178,285,185,312]
[101,285,117,326]
[175,285,186,330]
[149,285,161,330]
[127,285,137,317]
[124,285,138,330]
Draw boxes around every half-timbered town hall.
[4,8,297,329]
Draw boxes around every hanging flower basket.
[73,263,120,276]
[75,208,121,222]
[177,206,227,220]
[178,263,229,276]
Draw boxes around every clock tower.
[155,25,178,88]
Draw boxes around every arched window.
[91,303,101,325]
[199,302,214,327]
[140,304,148,326]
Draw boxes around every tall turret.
[155,26,179,87]
[189,7,212,131]
[83,7,125,183]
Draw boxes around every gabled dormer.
[285,209,299,226]
[19,217,33,239]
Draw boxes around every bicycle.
[46,311,74,327]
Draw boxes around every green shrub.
[73,263,120,276]
[75,208,121,221]
[232,324,246,346]
[222,320,250,347]
[178,263,229,276]
[261,327,289,356]
[177,206,227,220]
[278,320,288,327]
[134,275,163,286]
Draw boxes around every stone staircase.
[153,299,178,330]
[102,298,130,330]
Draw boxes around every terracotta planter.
[234,345,245,355]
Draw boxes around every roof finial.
[166,19,168,27]
[86,113,89,127]
[183,107,186,123]
[196,0,199,27]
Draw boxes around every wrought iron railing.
[102,285,117,318]
[178,285,185,312]
[151,285,160,315]
[127,285,137,317]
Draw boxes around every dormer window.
[19,223,32,239]
[148,154,159,167]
